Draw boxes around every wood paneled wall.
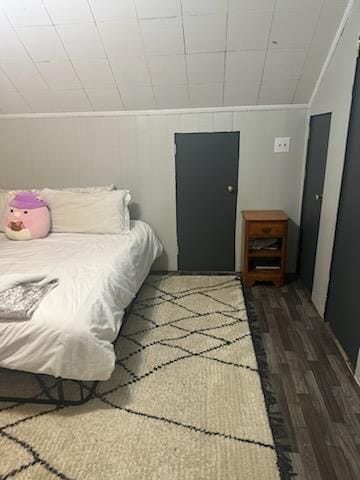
[0,108,306,270]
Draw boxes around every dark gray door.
[326,57,360,368]
[299,113,331,292]
[175,132,239,272]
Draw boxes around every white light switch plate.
[274,137,290,153]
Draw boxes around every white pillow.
[0,186,116,232]
[41,188,131,234]
[62,185,116,193]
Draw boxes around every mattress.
[0,221,163,381]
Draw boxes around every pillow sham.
[0,186,117,233]
[62,185,116,193]
[40,188,131,234]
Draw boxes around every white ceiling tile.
[140,17,184,55]
[148,55,187,85]
[110,57,151,87]
[89,0,137,21]
[0,29,31,62]
[224,82,260,106]
[56,23,106,60]
[187,52,225,84]
[293,67,321,104]
[98,20,143,58]
[258,78,299,104]
[43,0,93,24]
[293,44,328,103]
[72,59,116,89]
[0,9,11,30]
[16,26,67,61]
[323,0,348,4]
[2,0,51,27]
[0,91,31,113]
[22,89,59,112]
[0,68,16,91]
[227,10,273,51]
[262,49,307,83]
[270,7,322,49]
[293,6,345,103]
[183,14,227,53]
[54,89,92,112]
[189,83,223,107]
[225,50,266,83]
[276,0,322,9]
[32,90,83,112]
[154,84,189,108]
[134,0,180,19]
[1,61,48,90]
[0,0,346,112]
[120,85,155,110]
[228,0,275,12]
[182,0,228,15]
[85,88,124,110]
[36,60,81,89]
[312,6,346,47]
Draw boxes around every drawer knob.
[262,227,272,234]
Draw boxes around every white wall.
[310,0,360,316]
[0,107,306,271]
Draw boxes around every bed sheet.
[0,221,162,381]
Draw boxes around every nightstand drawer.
[248,221,286,237]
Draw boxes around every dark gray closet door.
[299,113,331,293]
[326,57,360,368]
[175,132,239,272]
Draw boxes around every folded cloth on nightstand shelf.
[249,238,280,251]
[0,274,59,320]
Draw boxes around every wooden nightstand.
[241,210,288,287]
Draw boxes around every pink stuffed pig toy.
[4,192,50,240]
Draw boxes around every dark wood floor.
[250,279,360,480]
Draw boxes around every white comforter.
[0,221,162,381]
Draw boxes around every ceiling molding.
[0,103,308,120]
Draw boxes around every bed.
[0,220,163,383]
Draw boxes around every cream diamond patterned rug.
[0,275,293,480]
